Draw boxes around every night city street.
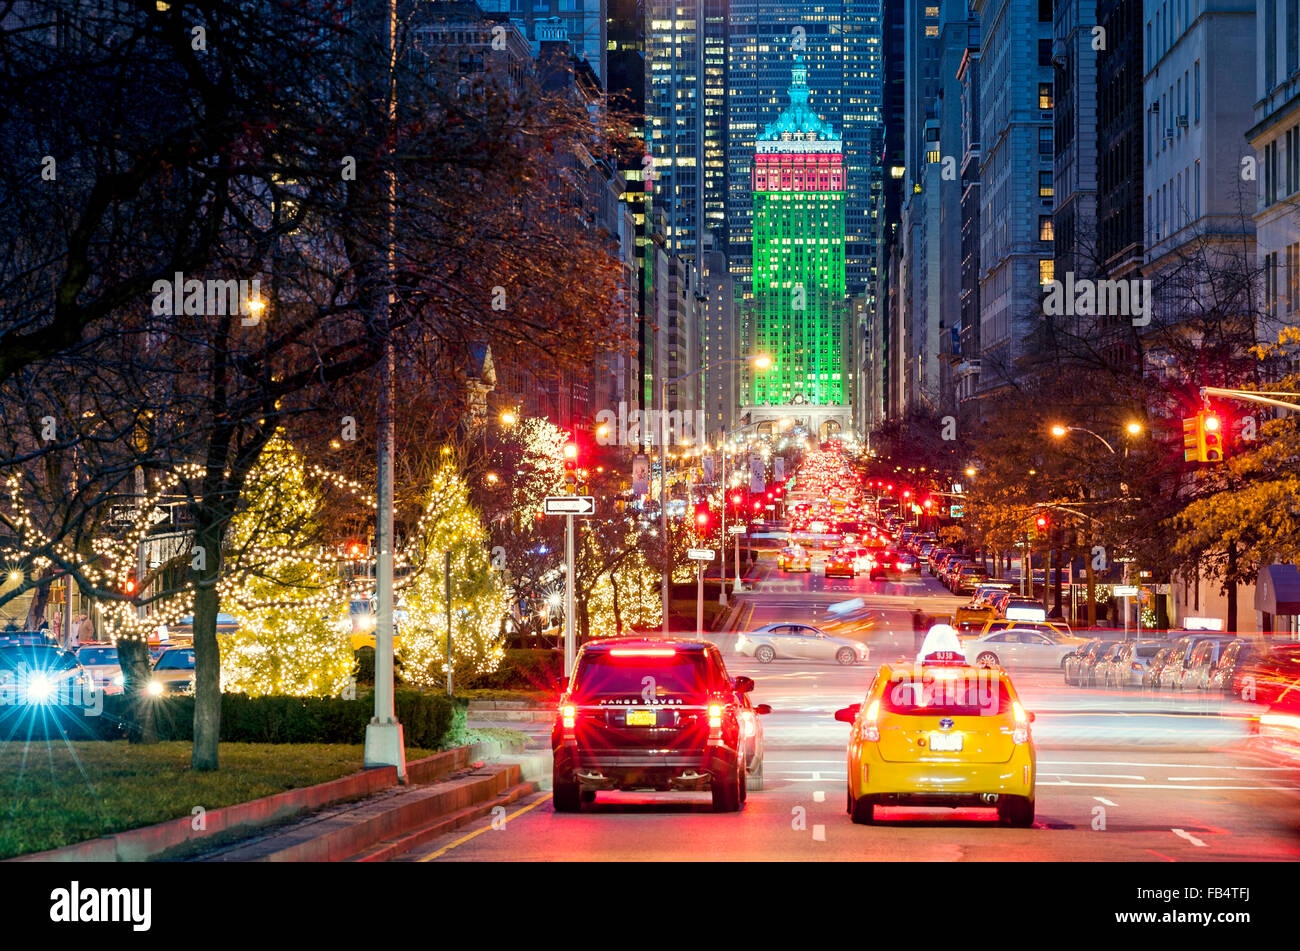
[0,0,1295,936]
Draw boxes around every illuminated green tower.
[747,55,848,414]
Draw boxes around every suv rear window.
[881,671,1013,716]
[572,651,712,702]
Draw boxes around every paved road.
[408,554,1300,861]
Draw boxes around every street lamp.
[659,354,772,635]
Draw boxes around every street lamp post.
[660,355,770,636]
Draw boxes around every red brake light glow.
[608,648,677,657]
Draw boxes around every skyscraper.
[742,56,852,438]
[727,1,884,304]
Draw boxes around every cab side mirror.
[733,675,755,694]
[834,704,860,723]
[755,703,772,715]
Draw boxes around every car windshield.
[77,648,119,665]
[572,651,711,702]
[156,649,195,670]
[881,670,1013,716]
[0,646,77,671]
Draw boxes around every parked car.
[1179,637,1241,691]
[977,618,1076,639]
[735,623,868,666]
[0,644,98,737]
[1098,640,1168,690]
[1160,634,1237,690]
[1065,638,1120,687]
[1204,640,1256,696]
[952,564,990,595]
[74,644,125,696]
[1086,642,1128,687]
[1143,647,1174,688]
[964,628,1080,669]
[149,646,196,695]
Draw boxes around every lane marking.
[1043,772,1146,780]
[1094,797,1118,806]
[1172,828,1208,847]
[417,792,552,862]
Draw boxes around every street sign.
[1113,585,1139,596]
[544,496,595,516]
[949,503,964,518]
[632,454,649,495]
[687,548,716,561]
[727,525,746,534]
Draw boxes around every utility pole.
[565,512,576,674]
[364,0,405,781]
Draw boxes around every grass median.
[0,741,435,860]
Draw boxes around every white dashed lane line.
[1172,828,1209,847]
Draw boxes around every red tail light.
[861,699,880,742]
[1012,700,1030,745]
[561,704,575,729]
[708,704,723,729]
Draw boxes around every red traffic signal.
[1035,515,1048,529]
[563,441,579,470]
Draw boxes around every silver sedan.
[963,628,1079,669]
[735,623,868,666]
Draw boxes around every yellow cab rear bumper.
[850,742,1036,802]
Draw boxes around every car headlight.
[146,680,164,696]
[26,673,53,703]
[112,673,125,686]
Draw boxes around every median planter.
[95,690,463,749]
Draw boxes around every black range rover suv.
[552,637,752,813]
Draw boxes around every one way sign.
[544,496,596,516]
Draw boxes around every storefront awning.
[1255,564,1300,615]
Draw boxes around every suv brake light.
[608,648,676,657]
[561,704,575,729]
[708,704,723,729]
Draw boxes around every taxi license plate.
[928,732,963,752]
[626,709,657,726]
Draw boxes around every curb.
[207,763,526,862]
[9,745,486,863]
[351,782,543,862]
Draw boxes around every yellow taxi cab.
[836,625,1036,826]
[777,545,811,572]
[976,618,1080,640]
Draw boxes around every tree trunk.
[610,569,623,635]
[191,519,225,771]
[1225,543,1238,633]
[117,637,157,744]
[1086,554,1097,629]
[24,568,53,629]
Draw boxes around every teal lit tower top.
[746,55,848,414]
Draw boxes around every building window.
[1040,259,1054,285]
[1039,127,1053,155]
[1039,39,1052,66]
[1039,83,1053,109]
[1039,171,1054,197]
[925,25,939,36]
[1194,61,1201,121]
[1039,215,1055,241]
[1039,0,1052,20]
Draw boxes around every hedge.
[462,649,564,691]
[95,689,464,749]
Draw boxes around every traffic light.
[1035,515,1048,530]
[1201,413,1223,462]
[1183,412,1224,463]
[122,574,136,595]
[694,500,712,532]
[1182,415,1201,462]
[563,441,579,470]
